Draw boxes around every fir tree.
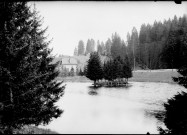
[114,56,124,79]
[111,33,123,59]
[86,52,103,87]
[63,68,69,77]
[78,40,85,56]
[103,56,132,85]
[70,67,74,76]
[83,65,87,76]
[0,2,65,133]
[122,56,132,82]
[103,60,114,81]
[75,67,79,76]
[105,38,112,57]
[78,69,83,76]
[85,39,92,55]
[73,47,78,56]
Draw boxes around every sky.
[28,1,187,56]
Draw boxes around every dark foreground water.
[40,82,186,134]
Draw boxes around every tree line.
[158,23,187,134]
[131,14,187,69]
[59,67,76,77]
[59,66,87,77]
[74,38,112,56]
[74,39,96,56]
[74,15,187,70]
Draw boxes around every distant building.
[60,56,78,72]
[52,56,78,73]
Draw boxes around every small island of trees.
[85,52,132,87]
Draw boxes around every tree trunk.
[94,80,96,87]
[9,82,13,103]
[10,88,13,103]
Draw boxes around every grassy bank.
[129,69,180,83]
[14,126,58,134]
[57,69,180,83]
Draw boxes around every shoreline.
[56,69,180,84]
[14,126,58,134]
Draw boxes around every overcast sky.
[29,1,187,56]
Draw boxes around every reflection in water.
[40,82,186,134]
[88,90,98,96]
[88,85,100,96]
[144,109,165,126]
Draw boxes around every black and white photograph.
[0,1,187,134]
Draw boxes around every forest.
[74,15,187,70]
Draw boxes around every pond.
[40,82,186,134]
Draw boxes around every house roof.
[51,56,78,65]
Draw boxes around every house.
[52,56,78,73]
[60,56,78,72]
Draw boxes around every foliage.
[60,67,77,77]
[124,15,187,69]
[73,47,78,56]
[97,39,112,57]
[85,52,103,87]
[111,33,124,59]
[159,92,187,135]
[13,126,58,134]
[0,2,65,133]
[78,69,84,76]
[122,56,132,79]
[103,56,132,82]
[127,27,139,68]
[161,27,187,69]
[97,40,106,56]
[60,66,69,77]
[158,15,187,135]
[77,40,85,56]
[76,15,187,70]
[83,65,87,76]
[103,59,115,81]
[85,39,95,55]
[105,38,112,57]
[69,67,75,76]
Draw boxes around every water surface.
[40,82,186,134]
